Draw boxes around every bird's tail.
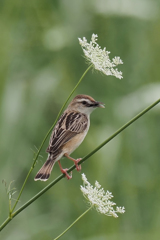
[34,155,56,181]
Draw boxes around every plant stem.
[11,167,33,212]
[54,206,93,240]
[0,98,159,231]
[0,217,11,231]
[9,200,12,218]
[78,98,160,166]
[11,64,93,213]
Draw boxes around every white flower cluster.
[80,173,125,218]
[78,34,123,79]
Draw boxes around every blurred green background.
[0,0,160,239]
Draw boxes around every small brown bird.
[34,94,105,181]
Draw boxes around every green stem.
[0,98,159,231]
[11,64,93,213]
[11,167,33,213]
[9,200,12,218]
[77,98,160,167]
[54,206,93,240]
[0,217,11,231]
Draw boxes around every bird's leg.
[58,160,72,180]
[64,153,82,171]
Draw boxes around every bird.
[34,94,105,181]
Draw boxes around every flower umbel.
[80,173,125,218]
[78,34,123,79]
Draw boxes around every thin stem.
[77,98,160,167]
[0,217,11,231]
[54,206,93,240]
[0,98,159,231]
[11,167,33,212]
[11,64,93,213]
[9,199,12,218]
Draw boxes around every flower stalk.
[54,206,93,240]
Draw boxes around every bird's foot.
[64,154,82,171]
[74,158,82,171]
[61,168,72,180]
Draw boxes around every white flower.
[80,174,125,218]
[95,180,101,189]
[78,34,123,79]
[81,173,88,184]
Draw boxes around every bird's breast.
[63,120,90,155]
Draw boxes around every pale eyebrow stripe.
[77,98,92,103]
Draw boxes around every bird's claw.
[61,168,72,180]
[75,158,82,171]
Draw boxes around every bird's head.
[68,94,105,115]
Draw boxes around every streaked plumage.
[34,94,104,181]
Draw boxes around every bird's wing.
[46,111,88,153]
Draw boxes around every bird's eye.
[82,101,87,105]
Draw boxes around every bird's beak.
[97,101,105,108]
